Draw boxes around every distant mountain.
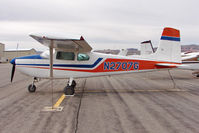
[181,44,199,52]
[94,49,120,55]
[153,44,199,53]
[127,48,140,55]
[94,44,199,55]
[94,48,140,55]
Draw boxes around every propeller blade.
[11,64,16,82]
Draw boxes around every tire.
[197,74,199,78]
[28,84,36,93]
[64,86,75,95]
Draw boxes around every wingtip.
[29,33,39,39]
[80,36,84,40]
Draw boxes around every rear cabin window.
[77,53,90,61]
[56,52,75,60]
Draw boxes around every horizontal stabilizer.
[155,63,179,68]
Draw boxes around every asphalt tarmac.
[0,63,199,133]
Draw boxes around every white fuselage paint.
[15,51,165,79]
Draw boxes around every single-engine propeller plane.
[10,27,182,95]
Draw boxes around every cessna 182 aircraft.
[10,27,182,95]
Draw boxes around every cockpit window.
[56,51,75,60]
[77,53,90,61]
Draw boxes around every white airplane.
[140,40,154,55]
[118,49,128,56]
[117,40,154,56]
[138,38,199,77]
[181,51,199,61]
[10,27,182,95]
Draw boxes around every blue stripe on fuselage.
[16,58,103,68]
[16,54,43,59]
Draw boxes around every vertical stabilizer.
[154,27,181,63]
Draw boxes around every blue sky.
[0,0,199,51]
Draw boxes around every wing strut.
[50,40,54,78]
[42,40,64,111]
[50,40,54,109]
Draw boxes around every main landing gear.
[192,72,199,78]
[28,77,38,93]
[64,78,76,95]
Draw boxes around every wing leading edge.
[30,34,92,52]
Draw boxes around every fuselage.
[10,51,179,79]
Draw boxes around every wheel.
[64,85,75,95]
[28,84,36,93]
[72,80,76,87]
[197,74,199,77]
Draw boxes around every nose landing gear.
[28,77,39,93]
[28,84,36,92]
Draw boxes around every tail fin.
[154,27,181,63]
[140,40,154,55]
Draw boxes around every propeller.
[10,58,16,82]
[11,44,19,82]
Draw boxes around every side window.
[56,51,75,60]
[77,53,90,61]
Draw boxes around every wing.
[30,33,92,52]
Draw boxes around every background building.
[0,43,5,57]
[0,43,6,62]
[0,43,37,62]
[4,48,37,61]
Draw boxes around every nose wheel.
[28,84,36,92]
[64,79,76,95]
[28,77,38,93]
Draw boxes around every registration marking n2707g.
[103,62,139,71]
